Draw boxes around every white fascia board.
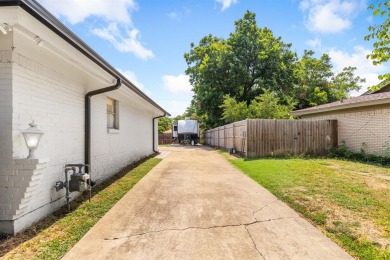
[290,98,390,116]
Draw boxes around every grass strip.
[1,157,161,260]
[223,153,390,260]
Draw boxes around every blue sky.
[37,0,387,116]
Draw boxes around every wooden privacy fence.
[158,133,173,145]
[205,119,337,157]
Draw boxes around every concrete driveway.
[63,146,352,260]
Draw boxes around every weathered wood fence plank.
[158,133,173,145]
[205,119,337,157]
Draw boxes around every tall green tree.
[185,11,365,129]
[227,12,297,105]
[293,50,364,109]
[184,11,297,128]
[184,35,233,128]
[365,0,390,87]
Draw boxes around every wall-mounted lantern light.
[21,121,44,159]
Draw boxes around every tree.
[220,95,249,124]
[293,50,364,109]
[220,90,295,124]
[184,35,235,128]
[184,11,297,128]
[248,90,294,119]
[365,0,390,87]
[227,12,297,104]
[158,117,172,134]
[185,11,365,129]
[329,66,365,100]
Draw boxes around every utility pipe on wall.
[85,78,122,172]
[153,113,167,153]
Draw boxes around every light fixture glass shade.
[23,133,41,149]
[21,121,44,158]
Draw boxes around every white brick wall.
[0,28,157,234]
[0,33,13,161]
[0,31,15,233]
[91,94,153,181]
[301,105,390,156]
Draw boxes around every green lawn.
[225,155,390,260]
[1,157,161,260]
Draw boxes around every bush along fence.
[205,119,338,157]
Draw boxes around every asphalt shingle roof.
[290,92,390,116]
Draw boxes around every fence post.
[332,120,338,149]
[233,123,236,149]
[224,125,226,149]
[217,127,219,148]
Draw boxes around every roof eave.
[0,0,170,116]
[290,98,390,117]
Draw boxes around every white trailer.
[172,117,199,145]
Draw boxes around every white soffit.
[7,7,114,86]
[0,6,18,24]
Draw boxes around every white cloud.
[167,8,191,21]
[38,0,137,25]
[169,100,192,117]
[299,0,365,33]
[216,0,238,11]
[162,74,193,95]
[157,74,194,116]
[117,69,152,96]
[37,0,154,60]
[168,12,179,20]
[93,23,154,60]
[305,37,322,49]
[328,45,387,95]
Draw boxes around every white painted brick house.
[0,0,169,234]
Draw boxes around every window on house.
[107,97,119,130]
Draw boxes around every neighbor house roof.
[0,0,170,116]
[290,92,390,117]
[360,83,390,96]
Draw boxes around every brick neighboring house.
[290,89,390,156]
[0,0,169,234]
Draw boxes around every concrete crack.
[104,223,248,240]
[252,199,279,221]
[244,225,265,260]
[103,217,296,241]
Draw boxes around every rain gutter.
[85,78,122,172]
[152,113,167,153]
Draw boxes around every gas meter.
[55,164,95,211]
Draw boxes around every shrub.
[329,141,390,166]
